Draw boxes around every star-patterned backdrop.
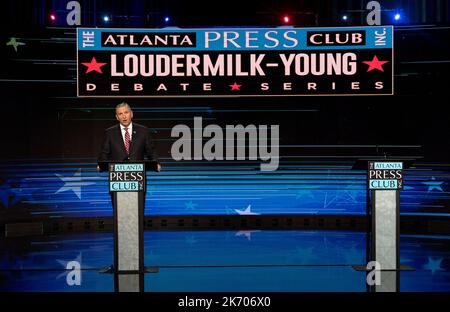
[0,160,449,218]
[1,3,449,222]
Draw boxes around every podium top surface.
[98,160,159,172]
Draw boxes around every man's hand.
[156,163,161,172]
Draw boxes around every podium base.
[352,264,415,271]
[99,265,159,273]
[144,266,159,273]
[99,265,114,273]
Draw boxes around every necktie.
[124,127,130,155]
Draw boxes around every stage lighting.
[49,13,56,22]
[282,15,290,24]
[394,13,401,21]
[342,15,348,21]
[164,16,170,23]
[103,15,110,22]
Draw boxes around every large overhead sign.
[77,26,393,97]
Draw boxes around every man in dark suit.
[97,102,161,172]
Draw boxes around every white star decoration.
[235,230,260,241]
[234,204,259,215]
[55,169,96,199]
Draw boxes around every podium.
[98,160,158,292]
[352,159,414,292]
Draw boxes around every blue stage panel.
[1,230,449,292]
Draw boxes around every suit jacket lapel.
[129,128,138,156]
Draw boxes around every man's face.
[115,106,133,127]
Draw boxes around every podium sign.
[109,163,145,192]
[368,161,403,190]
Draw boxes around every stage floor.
[0,230,449,292]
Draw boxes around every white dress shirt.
[120,123,133,145]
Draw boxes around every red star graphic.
[362,55,389,72]
[81,57,107,74]
[229,82,242,91]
